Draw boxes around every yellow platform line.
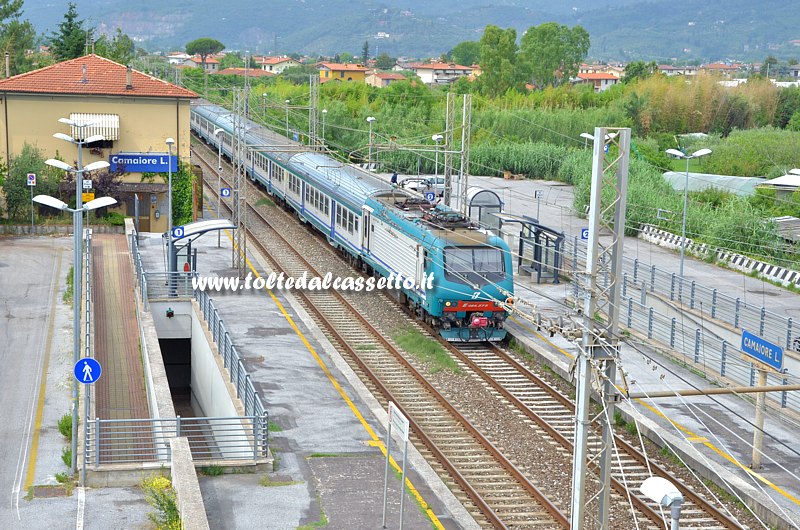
[24,251,63,491]
[511,314,800,507]
[206,203,445,529]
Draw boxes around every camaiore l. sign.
[740,330,784,372]
[109,153,178,173]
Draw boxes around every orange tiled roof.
[409,62,471,71]
[260,56,297,65]
[318,62,367,71]
[372,73,406,80]
[0,54,197,98]
[577,72,618,80]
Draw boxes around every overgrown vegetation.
[61,447,72,468]
[199,465,224,476]
[63,267,74,306]
[141,475,181,530]
[392,328,461,374]
[58,414,72,441]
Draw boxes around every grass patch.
[61,447,72,468]
[392,328,460,374]
[199,465,224,476]
[625,421,638,437]
[255,197,275,207]
[703,479,746,510]
[55,472,76,495]
[268,421,283,432]
[259,475,302,487]
[297,511,328,529]
[355,343,377,351]
[23,486,34,501]
[613,410,627,428]
[660,445,685,468]
[62,266,74,306]
[58,414,72,441]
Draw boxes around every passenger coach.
[192,103,514,342]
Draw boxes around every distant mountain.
[22,0,800,61]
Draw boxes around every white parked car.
[400,176,445,196]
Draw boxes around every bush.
[102,212,126,226]
[61,447,72,468]
[142,475,180,530]
[58,414,72,441]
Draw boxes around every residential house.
[181,55,220,73]
[579,63,625,78]
[701,63,740,77]
[365,72,406,88]
[0,54,197,232]
[575,72,619,92]
[318,62,368,83]
[258,56,302,74]
[406,62,472,85]
[789,65,800,79]
[658,65,698,76]
[167,52,191,65]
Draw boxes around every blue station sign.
[740,330,784,372]
[110,153,178,173]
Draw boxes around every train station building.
[0,54,197,232]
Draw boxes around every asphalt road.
[0,237,70,527]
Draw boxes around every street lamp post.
[285,99,291,137]
[432,134,443,178]
[366,116,376,170]
[39,161,111,474]
[213,128,224,247]
[321,109,327,148]
[166,138,176,289]
[665,147,712,278]
[641,476,684,530]
[48,118,107,472]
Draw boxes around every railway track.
[191,138,746,529]
[194,148,568,528]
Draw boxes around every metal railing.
[552,236,799,414]
[195,288,267,420]
[130,232,196,304]
[561,235,797,351]
[84,415,268,466]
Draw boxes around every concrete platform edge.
[247,245,481,530]
[507,328,798,530]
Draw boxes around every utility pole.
[570,127,631,530]
[443,93,456,207]
[308,75,319,149]
[231,89,248,278]
[458,94,472,216]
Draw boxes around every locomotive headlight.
[445,301,452,307]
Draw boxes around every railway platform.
[92,233,150,421]
[135,212,473,529]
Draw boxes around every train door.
[361,205,373,253]
[416,245,426,294]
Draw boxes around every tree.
[185,37,224,68]
[622,61,658,84]
[477,25,520,97]
[48,3,88,61]
[519,22,590,87]
[375,52,396,70]
[0,0,35,75]
[760,55,778,77]
[95,28,135,65]
[361,40,369,65]
[219,52,244,70]
[449,40,480,67]
[4,144,58,220]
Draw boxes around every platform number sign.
[27,173,36,186]
[172,226,185,239]
[534,190,544,199]
[581,228,590,240]
[221,187,231,198]
[424,191,436,203]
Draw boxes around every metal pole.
[381,422,392,528]
[751,368,768,468]
[399,438,408,530]
[321,110,326,146]
[368,121,373,169]
[71,136,85,473]
[217,138,222,247]
[680,157,689,278]
[285,99,290,137]
[434,143,439,179]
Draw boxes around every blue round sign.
[424,191,436,203]
[172,226,184,238]
[74,358,102,384]
[581,228,590,240]
[221,187,231,198]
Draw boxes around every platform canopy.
[171,219,235,242]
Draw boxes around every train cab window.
[443,246,505,285]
